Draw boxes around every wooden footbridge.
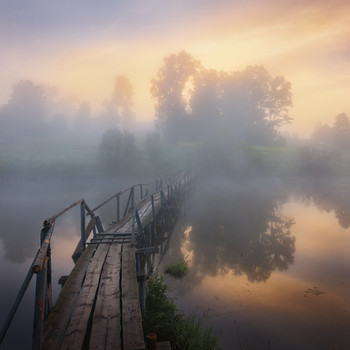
[0,171,194,350]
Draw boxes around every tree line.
[151,50,293,145]
[2,50,349,180]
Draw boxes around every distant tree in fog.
[0,80,52,138]
[100,75,135,130]
[73,101,92,134]
[98,128,138,175]
[312,113,350,149]
[151,51,202,141]
[0,79,72,143]
[312,122,332,143]
[332,113,350,148]
[219,66,292,143]
[151,51,292,144]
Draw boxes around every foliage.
[143,272,176,340]
[164,260,188,279]
[98,128,138,175]
[312,113,350,150]
[151,51,202,141]
[298,146,341,177]
[143,272,220,350]
[151,51,292,144]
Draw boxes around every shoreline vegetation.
[164,260,189,279]
[142,272,220,350]
[2,135,350,182]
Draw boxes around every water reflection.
[185,181,296,283]
[295,179,350,229]
[161,178,350,350]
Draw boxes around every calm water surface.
[0,177,349,349]
[159,178,350,350]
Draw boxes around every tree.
[332,113,350,149]
[99,76,135,131]
[219,66,292,143]
[112,75,135,128]
[190,69,221,140]
[98,128,138,175]
[73,101,92,134]
[151,52,293,144]
[0,80,53,138]
[151,51,202,141]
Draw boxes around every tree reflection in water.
[296,179,350,229]
[180,180,296,283]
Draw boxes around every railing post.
[81,201,86,252]
[151,194,155,226]
[132,208,136,245]
[140,184,144,200]
[131,187,135,210]
[32,257,48,350]
[32,220,53,350]
[116,195,120,222]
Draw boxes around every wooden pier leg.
[32,257,48,350]
[146,333,157,350]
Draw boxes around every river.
[0,176,349,349]
[159,177,350,350]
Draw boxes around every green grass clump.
[164,260,188,279]
[143,272,220,350]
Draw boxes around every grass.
[142,272,220,350]
[164,260,188,279]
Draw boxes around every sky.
[1,0,349,136]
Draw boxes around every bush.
[165,260,188,279]
[143,272,220,350]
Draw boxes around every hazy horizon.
[1,0,349,137]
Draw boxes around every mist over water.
[160,177,350,350]
[0,50,349,349]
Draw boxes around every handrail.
[90,183,154,213]
[45,199,84,223]
[0,169,194,349]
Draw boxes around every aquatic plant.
[143,272,220,350]
[164,260,188,279]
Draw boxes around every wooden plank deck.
[39,180,189,350]
[40,190,171,350]
[0,172,193,350]
[41,241,144,350]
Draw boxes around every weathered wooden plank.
[59,244,110,350]
[89,244,122,350]
[41,244,97,350]
[121,245,145,350]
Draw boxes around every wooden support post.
[95,216,104,233]
[151,194,156,231]
[32,257,49,350]
[80,202,86,252]
[0,250,38,346]
[146,333,157,350]
[124,188,134,218]
[117,195,120,222]
[131,186,135,210]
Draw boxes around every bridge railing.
[0,198,97,350]
[0,170,194,349]
[131,169,195,246]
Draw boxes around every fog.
[1,50,350,262]
[1,50,350,349]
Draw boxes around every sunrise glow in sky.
[1,0,349,135]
